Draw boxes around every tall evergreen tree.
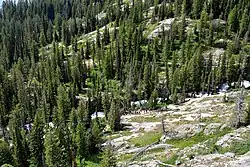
[100,144,116,167]
[44,129,69,167]
[29,111,45,167]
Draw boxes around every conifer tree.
[90,119,102,152]
[227,6,238,34]
[227,56,235,83]
[239,7,249,37]
[192,0,204,19]
[179,0,187,42]
[171,88,178,104]
[0,85,8,141]
[39,30,47,47]
[77,99,91,128]
[143,61,152,99]
[57,84,71,123]
[44,129,69,167]
[100,144,117,167]
[9,107,29,167]
[29,111,45,167]
[108,98,121,131]
[0,141,14,166]
[149,88,158,109]
[76,123,89,162]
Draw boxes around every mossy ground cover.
[161,154,178,165]
[102,130,133,140]
[129,132,162,147]
[166,128,231,149]
[117,153,134,162]
[145,147,165,154]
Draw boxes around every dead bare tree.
[234,86,245,127]
[234,53,247,128]
[162,116,167,136]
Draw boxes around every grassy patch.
[85,161,100,167]
[245,95,250,102]
[129,132,162,147]
[77,154,101,167]
[166,128,231,149]
[199,116,223,124]
[156,102,170,108]
[218,139,250,155]
[146,147,165,154]
[130,116,160,123]
[102,134,120,140]
[119,130,133,136]
[102,130,132,140]
[162,154,178,165]
[118,153,134,162]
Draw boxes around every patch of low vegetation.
[84,161,100,167]
[77,154,101,167]
[103,130,132,140]
[156,102,170,108]
[162,154,178,165]
[166,128,231,149]
[130,116,160,123]
[129,132,162,147]
[218,139,250,155]
[117,153,134,162]
[102,134,120,140]
[119,130,133,136]
[146,147,165,154]
[199,116,224,124]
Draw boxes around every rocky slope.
[103,91,250,167]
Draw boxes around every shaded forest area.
[0,0,250,166]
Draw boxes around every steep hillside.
[0,0,250,167]
[102,91,250,166]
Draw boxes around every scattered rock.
[215,127,250,148]
[176,160,181,165]
[224,152,235,158]
[181,154,232,167]
[130,122,162,133]
[109,91,248,166]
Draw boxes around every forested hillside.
[0,0,249,166]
